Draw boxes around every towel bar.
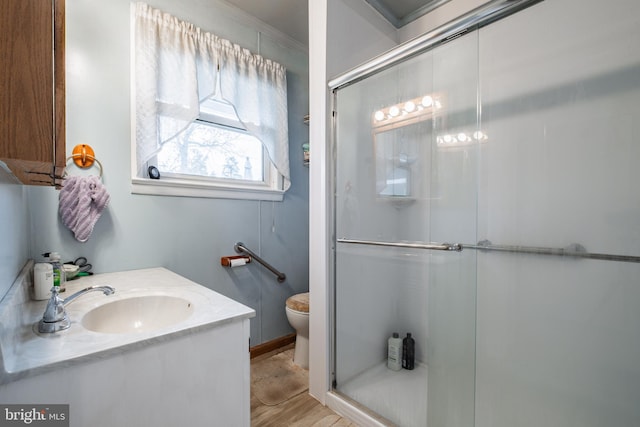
[234,242,286,282]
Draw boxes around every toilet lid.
[286,292,309,313]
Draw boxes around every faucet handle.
[38,286,71,333]
[41,286,67,323]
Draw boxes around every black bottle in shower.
[402,333,415,370]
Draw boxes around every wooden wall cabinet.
[0,0,65,186]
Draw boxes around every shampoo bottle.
[402,333,415,370]
[387,332,402,371]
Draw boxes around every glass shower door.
[333,30,480,427]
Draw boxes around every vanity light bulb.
[458,133,467,142]
[473,131,485,140]
[389,106,400,117]
[443,134,452,143]
[421,96,433,107]
[404,101,416,113]
[374,110,385,121]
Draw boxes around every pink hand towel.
[59,175,111,242]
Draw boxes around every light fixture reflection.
[404,101,416,112]
[436,130,489,147]
[473,131,485,140]
[372,93,443,127]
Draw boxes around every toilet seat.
[286,292,309,313]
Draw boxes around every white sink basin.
[82,295,194,334]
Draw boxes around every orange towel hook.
[71,144,95,168]
[64,144,104,178]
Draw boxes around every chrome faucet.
[38,285,115,333]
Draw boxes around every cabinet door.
[0,0,65,186]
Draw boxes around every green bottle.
[48,252,65,289]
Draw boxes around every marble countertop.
[0,264,255,385]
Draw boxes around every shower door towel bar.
[337,238,462,252]
[234,242,287,282]
[337,238,640,264]
[466,240,640,264]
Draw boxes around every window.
[132,3,289,200]
[157,123,265,182]
[156,97,266,182]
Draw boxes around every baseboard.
[250,333,296,359]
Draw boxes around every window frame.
[130,170,284,201]
[130,123,285,202]
[130,126,284,201]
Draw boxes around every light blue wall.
[24,0,309,345]
[0,177,30,299]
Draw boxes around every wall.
[24,0,309,346]
[0,171,30,299]
[308,0,330,404]
[326,0,397,79]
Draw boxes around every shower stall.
[329,0,640,426]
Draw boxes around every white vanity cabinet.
[0,266,255,427]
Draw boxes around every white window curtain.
[134,3,290,190]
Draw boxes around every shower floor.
[337,362,428,427]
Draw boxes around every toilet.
[285,292,310,369]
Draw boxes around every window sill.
[131,177,284,201]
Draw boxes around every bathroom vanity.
[0,262,255,427]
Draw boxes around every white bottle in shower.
[387,332,402,371]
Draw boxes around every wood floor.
[250,346,357,427]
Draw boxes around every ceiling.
[224,0,309,46]
[364,0,451,28]
[225,0,448,47]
